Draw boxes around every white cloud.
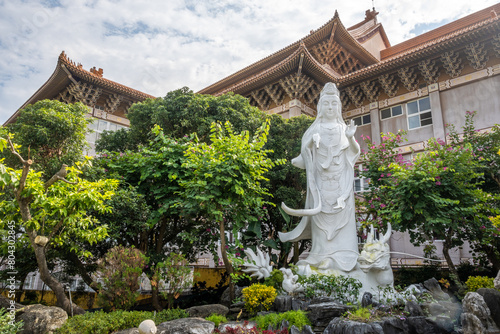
[0,0,498,124]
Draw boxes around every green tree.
[153,253,194,309]
[96,88,265,152]
[0,125,117,315]
[360,129,498,283]
[178,120,284,300]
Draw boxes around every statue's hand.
[346,119,357,138]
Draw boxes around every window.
[380,105,403,119]
[407,97,432,129]
[87,118,127,145]
[351,114,371,126]
[354,164,370,193]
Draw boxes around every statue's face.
[319,95,341,121]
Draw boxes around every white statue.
[279,82,360,274]
[241,248,272,280]
[278,82,394,296]
[280,268,304,295]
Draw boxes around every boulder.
[274,295,293,313]
[407,316,448,334]
[405,300,424,317]
[289,324,314,334]
[306,302,351,332]
[428,302,448,317]
[220,286,244,306]
[157,318,214,334]
[381,317,411,334]
[324,318,384,334]
[476,288,500,329]
[461,291,499,333]
[16,304,68,334]
[437,300,462,322]
[361,292,375,308]
[114,329,140,334]
[494,270,500,290]
[185,304,229,318]
[292,298,309,311]
[423,278,449,301]
[0,295,23,310]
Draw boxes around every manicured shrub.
[465,275,495,292]
[242,284,277,315]
[254,310,310,330]
[263,269,284,293]
[55,308,188,334]
[206,313,228,327]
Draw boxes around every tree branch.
[44,164,78,190]
[7,136,32,199]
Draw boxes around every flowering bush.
[301,274,362,304]
[242,284,277,315]
[465,275,495,292]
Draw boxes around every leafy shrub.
[301,274,362,304]
[97,246,147,311]
[153,253,195,309]
[263,269,284,293]
[0,308,23,334]
[55,308,188,334]
[254,310,310,330]
[465,276,495,292]
[206,313,227,327]
[242,284,277,315]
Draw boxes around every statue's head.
[318,83,342,122]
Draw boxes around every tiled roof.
[59,52,155,100]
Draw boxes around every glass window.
[381,104,403,119]
[351,114,371,126]
[98,120,108,131]
[354,164,370,193]
[362,114,371,124]
[407,97,432,129]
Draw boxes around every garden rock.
[476,288,500,329]
[186,304,229,318]
[274,295,293,313]
[381,317,411,334]
[289,325,314,334]
[324,318,384,334]
[114,329,139,334]
[424,278,449,301]
[461,291,500,334]
[405,300,424,317]
[306,302,351,332]
[428,302,448,316]
[16,304,68,334]
[438,300,462,322]
[361,292,375,308]
[138,319,157,334]
[292,298,309,311]
[220,285,244,306]
[434,315,454,333]
[407,316,448,334]
[156,317,214,334]
[0,295,23,309]
[494,270,500,290]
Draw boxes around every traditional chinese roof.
[339,3,500,86]
[199,9,386,96]
[5,51,154,125]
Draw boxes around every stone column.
[370,107,381,145]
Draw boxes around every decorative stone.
[220,285,244,306]
[461,292,500,334]
[138,319,157,334]
[476,288,500,329]
[16,304,68,334]
[306,302,351,332]
[407,316,448,334]
[405,300,424,317]
[218,321,257,332]
[156,318,214,334]
[361,292,375,308]
[381,317,411,334]
[324,318,384,334]
[437,300,462,322]
[274,295,293,313]
[494,270,500,290]
[423,278,449,301]
[185,304,229,318]
[428,302,448,316]
[292,298,309,311]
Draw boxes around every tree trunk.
[151,281,162,311]
[442,239,463,289]
[219,220,234,302]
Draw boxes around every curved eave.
[199,10,378,94]
[59,53,155,100]
[338,18,500,87]
[214,44,339,96]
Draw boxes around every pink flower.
[443,167,448,171]
[387,173,392,176]
[380,203,386,208]
[436,181,441,185]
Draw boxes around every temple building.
[4,51,154,154]
[200,4,500,267]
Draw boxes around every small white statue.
[241,248,272,280]
[138,319,157,334]
[280,268,304,295]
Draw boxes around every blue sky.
[0,0,497,124]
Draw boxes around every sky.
[1,0,498,124]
